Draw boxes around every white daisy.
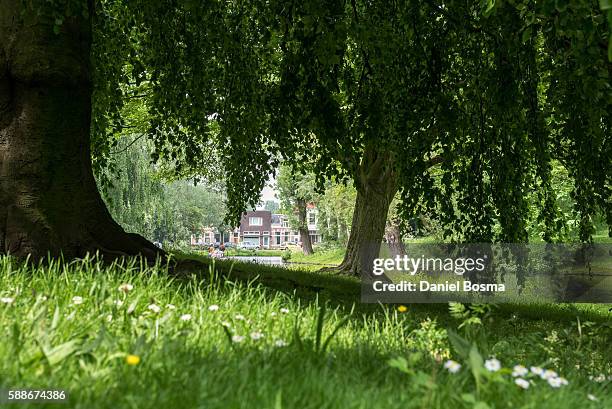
[232,335,245,343]
[114,299,124,307]
[548,377,568,388]
[166,304,176,310]
[484,358,501,372]
[274,339,288,347]
[72,296,83,305]
[106,314,113,322]
[180,314,192,321]
[512,365,529,377]
[235,314,245,320]
[208,304,219,311]
[587,394,598,402]
[515,378,530,389]
[221,321,231,328]
[147,304,161,313]
[250,331,264,341]
[530,366,544,376]
[541,369,558,380]
[0,297,14,305]
[589,374,606,383]
[280,308,290,314]
[118,283,133,293]
[444,360,461,374]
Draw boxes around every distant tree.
[276,165,318,255]
[263,200,280,214]
[101,135,225,247]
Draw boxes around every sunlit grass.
[0,256,609,408]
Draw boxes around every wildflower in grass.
[250,331,264,341]
[118,283,133,293]
[548,376,568,388]
[274,339,288,347]
[444,360,461,374]
[235,314,245,320]
[512,365,528,377]
[530,366,544,376]
[72,296,83,305]
[587,394,598,402]
[166,304,176,310]
[541,369,558,380]
[221,321,231,328]
[126,355,141,366]
[232,335,245,343]
[270,312,277,317]
[180,314,192,321]
[397,305,408,313]
[515,378,530,389]
[589,374,606,383]
[106,314,113,322]
[484,358,501,372]
[147,304,161,313]
[208,304,219,311]
[0,297,14,305]
[114,299,124,307]
[280,308,289,314]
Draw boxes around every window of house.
[249,217,263,226]
[308,213,316,225]
[275,232,281,245]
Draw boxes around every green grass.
[0,255,610,409]
[287,247,345,266]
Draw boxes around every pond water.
[228,256,286,266]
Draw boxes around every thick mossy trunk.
[336,146,397,277]
[297,199,314,255]
[0,1,161,261]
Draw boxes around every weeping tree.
[0,0,609,271]
[263,0,611,275]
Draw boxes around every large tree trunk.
[336,146,397,277]
[0,1,161,261]
[296,198,314,255]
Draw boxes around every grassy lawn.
[0,255,609,409]
[287,247,345,266]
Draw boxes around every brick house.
[240,209,320,249]
[240,210,273,248]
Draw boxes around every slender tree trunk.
[296,199,314,255]
[0,1,161,261]
[336,146,397,277]
[384,223,406,258]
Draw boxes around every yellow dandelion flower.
[126,354,141,366]
[397,305,408,313]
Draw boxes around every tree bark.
[0,1,161,261]
[335,145,397,277]
[384,223,406,258]
[296,198,314,255]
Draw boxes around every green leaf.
[521,29,531,44]
[447,329,471,359]
[388,357,411,374]
[461,393,476,404]
[600,0,612,11]
[42,340,80,366]
[483,0,496,16]
[468,345,484,384]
